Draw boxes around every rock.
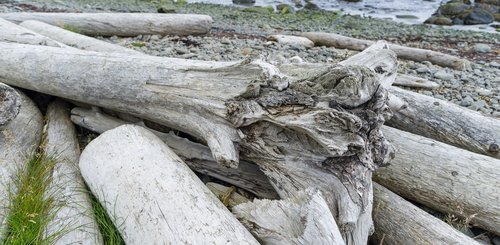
[157,5,176,13]
[242,6,274,14]
[304,2,320,10]
[490,61,500,68]
[289,56,304,63]
[434,70,455,80]
[465,7,495,24]
[425,16,453,25]
[417,67,430,73]
[276,4,295,14]
[460,96,474,106]
[474,43,491,53]
[476,88,493,96]
[470,100,488,110]
[233,0,255,5]
[396,15,419,19]
[268,35,314,48]
[440,2,472,16]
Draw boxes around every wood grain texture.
[0,82,21,130]
[79,125,259,245]
[0,12,213,36]
[44,100,103,244]
[376,126,500,235]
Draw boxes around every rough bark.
[0,12,213,37]
[44,100,103,244]
[0,91,43,240]
[268,35,314,48]
[19,20,143,55]
[393,74,439,89]
[0,17,68,47]
[371,183,481,245]
[0,82,21,130]
[299,32,471,70]
[79,125,259,245]
[70,106,279,199]
[233,189,346,245]
[387,86,500,159]
[0,41,396,244]
[375,126,500,235]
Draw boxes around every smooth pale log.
[268,35,314,48]
[393,74,439,89]
[233,189,345,245]
[0,91,43,240]
[0,41,396,245]
[206,182,250,208]
[0,18,68,47]
[371,183,480,245]
[376,126,500,235]
[70,107,279,199]
[44,100,103,244]
[19,20,143,55]
[79,125,259,245]
[0,13,213,37]
[299,32,470,70]
[387,86,500,159]
[0,83,21,130]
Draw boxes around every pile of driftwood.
[0,12,499,245]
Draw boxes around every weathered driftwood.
[268,35,314,48]
[0,13,213,37]
[0,17,67,47]
[19,20,143,55]
[79,125,259,245]
[393,74,439,89]
[0,91,43,240]
[44,100,103,244]
[0,41,396,244]
[299,32,471,70]
[0,83,21,130]
[387,86,500,159]
[371,183,481,245]
[233,189,346,245]
[70,106,279,199]
[206,182,250,208]
[376,126,500,235]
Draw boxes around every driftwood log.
[19,20,143,55]
[371,183,481,245]
[376,126,500,235]
[0,18,67,47]
[0,91,43,240]
[0,83,21,130]
[70,106,279,199]
[44,100,103,244]
[392,74,439,89]
[299,32,471,70]
[0,41,397,244]
[79,125,259,244]
[205,182,250,208]
[233,189,346,245]
[0,12,213,37]
[387,86,500,159]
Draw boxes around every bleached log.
[0,83,21,130]
[19,20,143,55]
[44,100,102,244]
[299,32,470,70]
[387,86,500,159]
[0,18,68,47]
[206,182,250,208]
[0,91,43,240]
[376,126,500,235]
[393,74,439,89]
[0,41,396,244]
[371,183,481,245]
[234,189,345,245]
[79,125,259,245]
[70,107,279,199]
[0,12,213,37]
[268,35,314,48]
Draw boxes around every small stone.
[289,56,304,63]
[221,39,232,45]
[470,100,488,111]
[416,67,430,73]
[476,88,492,96]
[460,96,474,107]
[474,43,491,53]
[434,70,454,81]
[150,35,160,42]
[174,47,188,55]
[490,61,500,68]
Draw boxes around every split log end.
[0,83,21,129]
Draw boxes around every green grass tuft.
[88,192,125,245]
[3,152,60,245]
[61,24,81,34]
